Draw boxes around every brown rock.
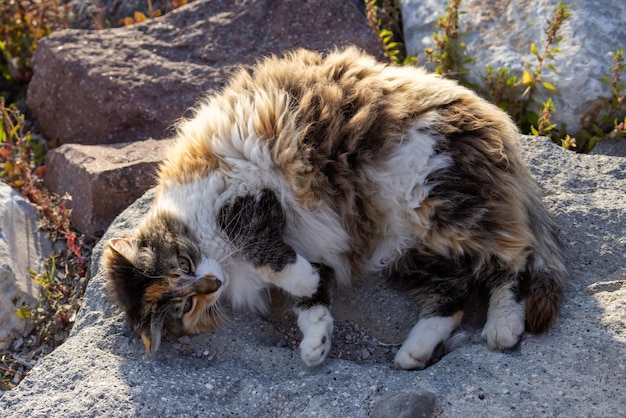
[44,139,173,235]
[28,0,383,145]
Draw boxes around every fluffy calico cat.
[102,47,566,370]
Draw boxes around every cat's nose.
[194,274,221,294]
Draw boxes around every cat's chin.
[180,292,224,335]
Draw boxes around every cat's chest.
[221,261,270,313]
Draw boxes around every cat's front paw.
[296,305,333,367]
[482,304,525,349]
[276,255,320,298]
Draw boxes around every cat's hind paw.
[296,305,333,367]
[482,302,525,349]
[394,312,463,370]
[275,255,320,298]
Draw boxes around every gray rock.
[371,390,437,418]
[590,137,626,158]
[400,0,626,133]
[1,137,625,416]
[0,183,53,350]
[27,0,383,145]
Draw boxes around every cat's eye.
[178,256,192,274]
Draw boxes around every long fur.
[102,47,566,366]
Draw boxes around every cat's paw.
[482,303,525,349]
[275,255,320,298]
[296,305,333,367]
[394,313,463,370]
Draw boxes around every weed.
[532,97,558,138]
[517,2,570,134]
[423,0,474,85]
[365,0,417,65]
[367,1,625,151]
[0,99,84,267]
[0,0,69,101]
[576,49,626,152]
[3,253,85,390]
[480,3,571,136]
[1,99,87,390]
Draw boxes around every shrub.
[0,0,69,98]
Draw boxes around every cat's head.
[102,211,224,355]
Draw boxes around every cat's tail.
[522,194,567,334]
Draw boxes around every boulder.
[44,139,173,236]
[400,0,626,133]
[0,183,53,350]
[1,137,625,416]
[27,0,383,145]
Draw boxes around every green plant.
[0,0,68,92]
[576,49,626,152]
[0,99,46,194]
[365,0,417,65]
[423,0,473,84]
[1,100,84,271]
[2,100,86,390]
[483,3,570,138]
[517,2,570,135]
[532,97,557,137]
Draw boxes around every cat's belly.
[364,122,452,272]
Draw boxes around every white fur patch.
[366,123,452,272]
[394,312,463,370]
[270,255,320,298]
[196,258,224,283]
[296,305,334,367]
[284,199,351,286]
[482,283,525,349]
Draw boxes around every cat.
[102,46,566,370]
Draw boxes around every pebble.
[178,335,191,345]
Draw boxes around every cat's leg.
[257,256,320,298]
[391,270,469,370]
[217,189,319,297]
[294,264,334,367]
[394,310,464,370]
[481,280,525,349]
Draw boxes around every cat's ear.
[106,237,139,264]
[141,311,165,356]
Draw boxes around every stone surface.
[400,0,626,133]
[0,183,53,350]
[27,0,383,145]
[1,137,625,416]
[371,390,437,418]
[63,0,367,29]
[44,139,173,236]
[590,137,626,158]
